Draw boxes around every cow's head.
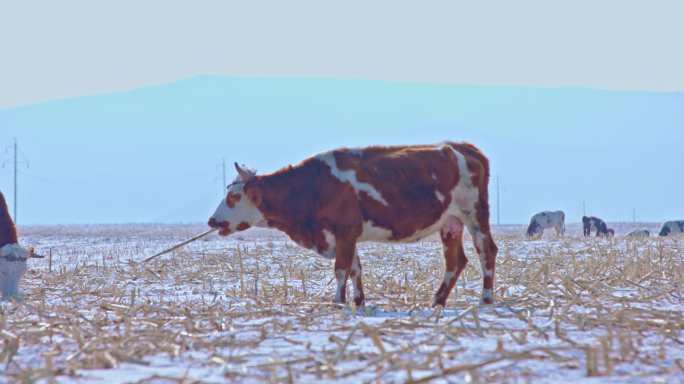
[208,163,264,236]
[526,221,541,238]
[659,224,671,237]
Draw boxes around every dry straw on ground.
[1,224,683,383]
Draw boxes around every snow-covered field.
[1,224,683,383]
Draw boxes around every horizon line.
[3,74,683,111]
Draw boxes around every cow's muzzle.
[208,218,232,236]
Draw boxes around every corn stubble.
[0,227,682,383]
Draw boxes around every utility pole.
[496,175,500,225]
[216,158,227,197]
[222,158,227,190]
[2,138,26,224]
[582,200,586,217]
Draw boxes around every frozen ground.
[0,223,682,383]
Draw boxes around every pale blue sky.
[1,1,684,107]
[1,1,683,225]
[1,77,682,225]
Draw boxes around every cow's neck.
[249,163,324,250]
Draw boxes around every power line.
[222,158,227,192]
[215,158,228,197]
[496,175,500,225]
[1,138,28,224]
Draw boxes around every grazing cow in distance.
[208,142,498,307]
[0,191,30,300]
[626,229,650,238]
[526,211,565,239]
[659,221,684,236]
[582,216,613,237]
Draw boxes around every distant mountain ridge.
[1,76,682,224]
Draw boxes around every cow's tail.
[447,142,492,229]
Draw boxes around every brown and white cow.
[208,142,498,307]
[0,191,30,299]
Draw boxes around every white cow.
[0,191,30,300]
[526,211,565,238]
[626,229,650,238]
[0,244,29,299]
[659,221,684,236]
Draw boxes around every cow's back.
[660,220,684,236]
[326,143,487,241]
[334,146,458,202]
[532,210,563,223]
[251,143,490,245]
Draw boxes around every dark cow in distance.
[208,142,498,307]
[582,216,613,237]
[659,221,684,236]
[627,229,650,238]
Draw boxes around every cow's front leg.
[333,238,356,304]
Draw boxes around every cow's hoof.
[432,301,444,308]
[432,296,447,308]
[362,306,376,316]
[352,305,377,316]
[431,305,444,321]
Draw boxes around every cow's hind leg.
[350,252,365,307]
[466,212,499,305]
[333,238,356,304]
[433,216,468,307]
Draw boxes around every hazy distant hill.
[1,76,682,224]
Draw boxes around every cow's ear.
[244,184,262,207]
[234,162,256,181]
